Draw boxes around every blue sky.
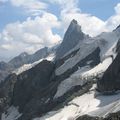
[79,0,120,20]
[0,0,120,30]
[0,0,120,61]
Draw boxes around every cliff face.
[55,19,86,60]
[11,60,55,120]
[97,39,120,94]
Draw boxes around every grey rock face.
[116,39,120,53]
[56,47,100,82]
[97,51,120,93]
[0,73,17,117]
[12,60,55,120]
[0,62,14,82]
[55,19,86,60]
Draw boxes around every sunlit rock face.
[55,19,87,60]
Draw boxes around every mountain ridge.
[1,19,120,120]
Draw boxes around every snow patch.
[34,85,120,120]
[13,53,55,75]
[54,66,90,98]
[82,57,112,78]
[55,30,120,76]
[54,57,112,99]
[55,41,98,76]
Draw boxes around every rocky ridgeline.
[0,20,120,120]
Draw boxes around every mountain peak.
[69,19,81,29]
[71,19,78,24]
[55,19,85,59]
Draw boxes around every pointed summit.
[55,19,85,60]
[71,19,78,24]
[67,19,82,35]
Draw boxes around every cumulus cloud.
[1,0,48,15]
[61,12,107,36]
[54,0,106,36]
[49,0,106,36]
[0,0,120,61]
[105,3,120,31]
[50,0,79,11]
[58,1,120,36]
[0,12,61,59]
[115,3,120,14]
[10,0,48,15]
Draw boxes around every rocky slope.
[55,19,88,60]
[0,20,120,120]
[0,62,14,82]
[0,45,57,82]
[97,39,120,93]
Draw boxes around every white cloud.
[59,1,120,36]
[10,0,48,15]
[49,0,106,36]
[61,12,107,36]
[1,44,14,50]
[115,3,120,14]
[56,0,106,36]
[0,0,120,60]
[49,0,80,14]
[0,12,61,59]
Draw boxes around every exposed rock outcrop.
[55,19,86,60]
[12,60,55,120]
[97,52,120,93]
[0,73,17,118]
[0,61,14,82]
